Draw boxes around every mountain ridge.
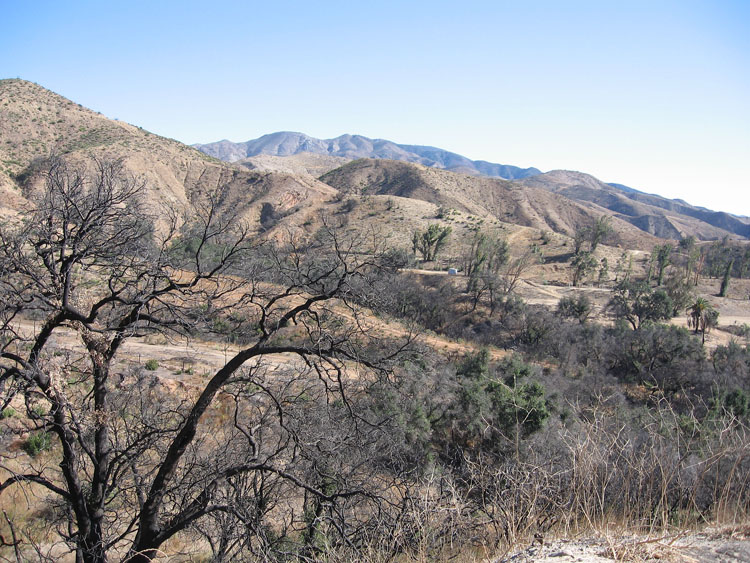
[193,132,542,180]
[0,79,336,231]
[2,79,748,243]
[520,170,750,239]
[195,132,750,238]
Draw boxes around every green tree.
[646,251,657,284]
[456,347,491,379]
[451,353,549,458]
[679,236,699,281]
[716,388,750,419]
[557,294,592,323]
[664,274,695,317]
[694,247,707,285]
[687,297,719,344]
[608,279,674,329]
[463,230,510,308]
[589,215,614,253]
[598,257,609,286]
[573,225,590,255]
[614,251,632,283]
[741,247,750,279]
[720,258,734,297]
[490,355,550,458]
[412,224,452,262]
[573,215,613,254]
[571,251,598,286]
[654,243,673,286]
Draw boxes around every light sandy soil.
[11,298,507,387]
[496,525,750,562]
[513,273,750,351]
[10,319,297,389]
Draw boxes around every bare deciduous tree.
[0,157,412,562]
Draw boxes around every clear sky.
[2,1,749,215]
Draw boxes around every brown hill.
[520,170,750,240]
[237,152,348,177]
[194,134,750,242]
[0,79,335,231]
[319,158,660,249]
[5,79,732,256]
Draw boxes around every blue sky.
[2,1,749,215]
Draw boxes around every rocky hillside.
[3,79,746,247]
[195,133,749,242]
[520,171,750,240]
[319,159,661,249]
[237,152,349,177]
[0,80,335,229]
[194,131,542,180]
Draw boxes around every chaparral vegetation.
[1,81,750,562]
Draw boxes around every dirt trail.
[12,276,750,376]
[12,305,508,384]
[10,319,294,382]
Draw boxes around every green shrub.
[0,407,16,419]
[144,359,159,371]
[212,318,231,334]
[456,348,490,379]
[450,353,550,451]
[557,294,592,323]
[722,323,750,338]
[608,280,675,329]
[716,388,750,419]
[24,432,52,457]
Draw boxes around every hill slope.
[237,152,349,177]
[0,80,335,229]
[520,171,750,240]
[319,159,660,249]
[4,80,746,247]
[194,132,542,180]
[195,134,749,241]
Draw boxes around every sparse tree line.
[0,157,749,561]
[647,235,750,294]
[566,217,750,297]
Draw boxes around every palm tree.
[687,297,719,344]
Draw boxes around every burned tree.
[0,157,411,562]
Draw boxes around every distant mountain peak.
[193,132,542,181]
